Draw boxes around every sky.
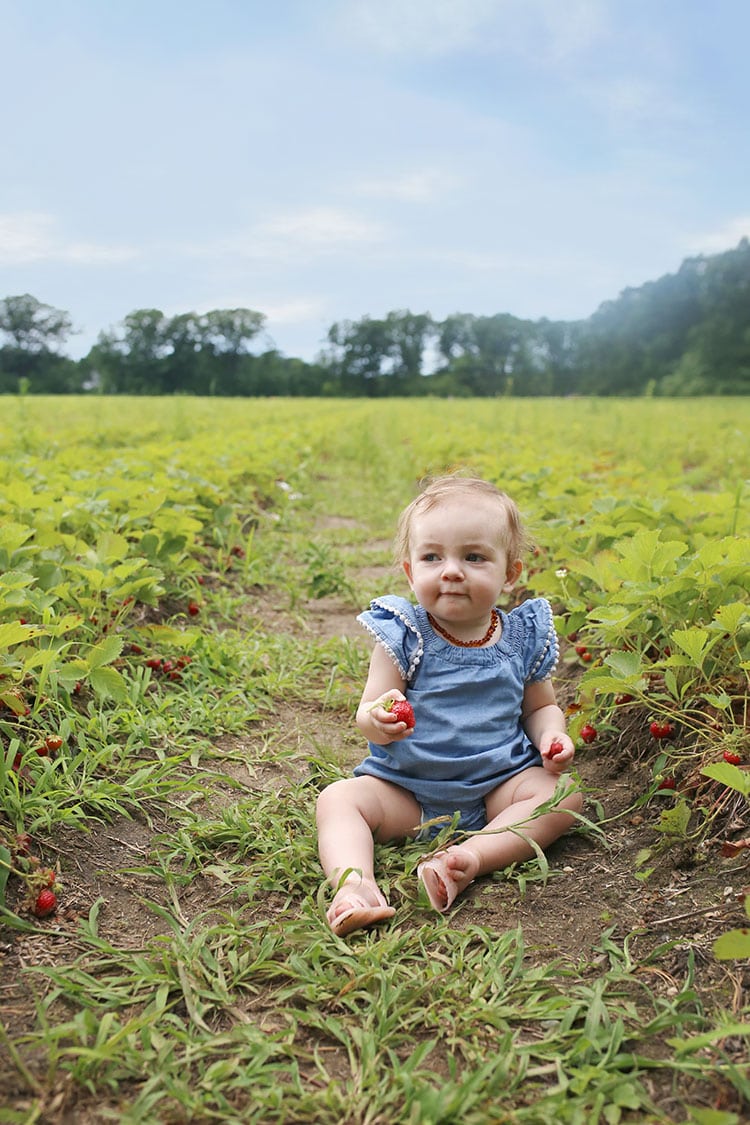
[2,0,749,362]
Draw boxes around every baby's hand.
[364,692,415,744]
[541,732,575,771]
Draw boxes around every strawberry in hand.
[543,734,573,767]
[385,698,415,729]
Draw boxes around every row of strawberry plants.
[524,496,749,952]
[0,399,318,919]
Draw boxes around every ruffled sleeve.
[356,595,424,681]
[513,597,559,683]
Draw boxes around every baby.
[316,476,582,935]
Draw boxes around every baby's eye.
[466,553,485,563]
[422,552,440,562]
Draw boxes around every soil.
[2,578,749,1122]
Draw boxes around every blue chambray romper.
[354,595,559,835]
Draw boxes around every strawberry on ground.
[32,889,57,917]
[649,721,675,740]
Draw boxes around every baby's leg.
[316,775,420,934]
[419,769,582,911]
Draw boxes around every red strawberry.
[649,721,675,740]
[548,739,565,758]
[657,777,676,790]
[32,889,57,917]
[579,723,597,744]
[386,699,415,728]
[187,602,200,616]
[44,735,63,753]
[723,751,742,765]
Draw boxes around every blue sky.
[2,0,749,361]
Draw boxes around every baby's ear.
[503,559,523,591]
[402,560,414,587]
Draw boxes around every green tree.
[89,307,268,395]
[0,294,79,392]
[89,309,169,393]
[195,309,266,395]
[324,311,434,394]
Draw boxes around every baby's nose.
[441,557,464,578]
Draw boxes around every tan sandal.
[417,852,460,912]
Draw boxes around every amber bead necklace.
[427,608,499,648]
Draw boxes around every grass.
[1,395,749,1123]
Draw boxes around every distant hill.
[575,238,750,395]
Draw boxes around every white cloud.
[0,211,138,266]
[252,206,386,252]
[261,297,329,324]
[339,0,607,60]
[353,170,452,202]
[687,216,750,255]
[170,206,386,265]
[523,0,609,64]
[340,0,499,55]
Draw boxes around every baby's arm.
[521,679,575,771]
[356,643,413,745]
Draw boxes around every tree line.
[2,240,749,396]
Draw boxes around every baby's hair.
[394,475,533,565]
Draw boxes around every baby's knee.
[316,778,351,817]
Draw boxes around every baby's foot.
[417,846,481,912]
[327,876,395,937]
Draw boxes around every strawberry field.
[1,394,749,1124]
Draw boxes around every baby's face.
[403,495,521,628]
